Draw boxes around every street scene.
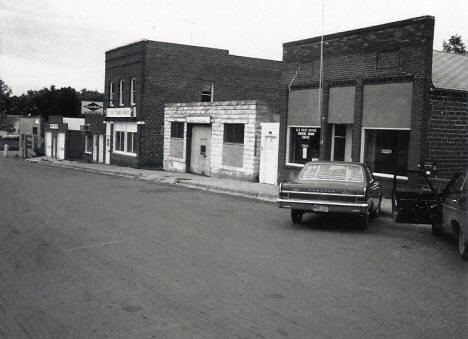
[1,158,466,338]
[1,0,468,338]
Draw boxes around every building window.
[127,132,136,154]
[115,131,125,151]
[119,79,124,106]
[223,124,244,144]
[130,78,136,106]
[363,129,410,176]
[85,134,93,154]
[201,83,214,102]
[109,81,115,107]
[32,127,38,134]
[288,127,321,165]
[170,122,184,138]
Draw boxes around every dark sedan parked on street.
[278,161,383,228]
[432,171,468,260]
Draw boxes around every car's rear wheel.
[291,209,303,224]
[458,228,468,261]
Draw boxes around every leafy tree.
[0,79,13,118]
[1,85,104,120]
[442,35,467,55]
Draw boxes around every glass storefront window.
[364,129,409,176]
[288,127,320,165]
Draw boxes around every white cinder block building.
[163,100,274,181]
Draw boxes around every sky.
[1,0,467,95]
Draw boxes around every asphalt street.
[0,158,467,338]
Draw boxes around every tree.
[442,35,467,55]
[0,79,13,118]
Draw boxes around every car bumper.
[277,198,369,214]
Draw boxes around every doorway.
[331,124,352,162]
[189,125,212,176]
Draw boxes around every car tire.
[371,195,382,218]
[458,228,468,261]
[431,222,443,237]
[291,210,303,224]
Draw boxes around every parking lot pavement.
[1,158,467,338]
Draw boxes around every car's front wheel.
[291,209,303,224]
[458,228,468,261]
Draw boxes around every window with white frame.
[109,81,115,107]
[113,122,137,156]
[85,134,93,153]
[119,79,124,106]
[288,126,321,165]
[130,78,136,106]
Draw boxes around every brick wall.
[104,40,287,168]
[163,100,274,181]
[278,16,435,182]
[428,89,468,178]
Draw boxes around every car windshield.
[299,164,364,182]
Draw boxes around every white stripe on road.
[63,238,133,252]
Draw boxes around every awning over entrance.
[328,86,355,124]
[362,82,413,128]
[287,88,321,126]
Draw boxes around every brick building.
[278,16,468,182]
[163,100,274,181]
[104,40,287,168]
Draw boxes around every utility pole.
[318,0,325,146]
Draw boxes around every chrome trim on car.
[281,190,365,198]
[277,198,368,207]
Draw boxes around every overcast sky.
[1,0,467,95]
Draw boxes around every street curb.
[27,159,278,203]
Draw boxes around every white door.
[45,132,52,157]
[105,122,111,164]
[92,134,98,162]
[57,132,65,160]
[98,135,104,163]
[263,135,278,184]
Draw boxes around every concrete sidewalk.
[26,156,279,202]
[24,157,393,214]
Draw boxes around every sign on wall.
[81,101,104,114]
[50,124,59,129]
[106,107,134,118]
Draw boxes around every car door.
[442,174,467,237]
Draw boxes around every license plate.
[313,205,328,212]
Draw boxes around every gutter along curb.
[26,158,278,203]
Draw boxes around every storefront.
[278,16,435,182]
[44,117,84,160]
[164,101,274,181]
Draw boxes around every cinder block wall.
[279,16,435,182]
[164,100,273,181]
[428,89,468,178]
